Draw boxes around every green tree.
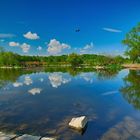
[122,22,140,63]
[67,53,83,67]
[114,56,125,64]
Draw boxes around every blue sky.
[0,0,140,56]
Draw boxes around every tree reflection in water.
[120,70,140,110]
[95,68,120,80]
[0,67,120,90]
[0,69,35,89]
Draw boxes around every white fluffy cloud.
[80,42,94,54]
[20,43,30,53]
[23,31,40,40]
[37,46,42,51]
[9,41,31,53]
[9,41,20,47]
[47,39,71,55]
[84,42,94,49]
[102,27,122,33]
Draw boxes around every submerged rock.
[15,134,41,140]
[0,133,56,140]
[69,116,88,130]
[41,137,56,140]
[0,132,16,140]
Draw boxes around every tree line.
[0,47,126,68]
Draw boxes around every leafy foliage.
[67,53,83,67]
[122,22,140,63]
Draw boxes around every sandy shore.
[122,64,140,70]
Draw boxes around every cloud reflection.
[28,88,42,95]
[13,82,23,87]
[80,73,94,83]
[39,78,44,82]
[101,116,140,140]
[24,76,33,85]
[48,73,71,88]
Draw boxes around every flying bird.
[75,29,80,32]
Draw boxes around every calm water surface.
[0,68,140,140]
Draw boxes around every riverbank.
[3,63,140,71]
[0,66,22,69]
[0,64,121,70]
[122,64,140,70]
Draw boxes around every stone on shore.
[15,134,41,140]
[69,116,88,130]
[41,137,56,140]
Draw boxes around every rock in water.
[69,116,87,130]
[15,134,41,140]
[41,137,56,140]
[0,132,16,140]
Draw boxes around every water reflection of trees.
[95,69,120,80]
[0,69,19,88]
[0,69,35,89]
[0,67,120,89]
[45,67,120,78]
[44,67,81,76]
[120,70,140,110]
